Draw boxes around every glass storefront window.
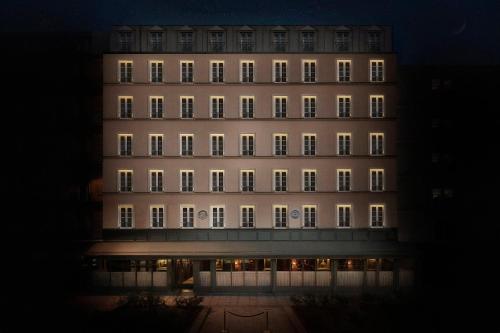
[200,260,211,271]
[244,259,256,271]
[337,259,364,271]
[302,259,316,271]
[277,259,290,271]
[155,259,168,271]
[381,258,394,271]
[232,259,243,271]
[316,258,331,271]
[367,258,378,271]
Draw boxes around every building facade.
[87,25,415,292]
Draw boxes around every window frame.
[302,59,317,83]
[302,133,317,156]
[369,133,385,156]
[150,204,165,229]
[179,60,194,83]
[118,96,133,119]
[273,169,288,192]
[336,204,352,228]
[118,134,133,156]
[210,205,225,229]
[272,60,287,83]
[240,169,255,192]
[337,95,352,118]
[179,134,194,156]
[302,204,318,228]
[209,96,224,119]
[273,96,288,118]
[179,96,194,119]
[369,169,385,192]
[272,133,288,156]
[302,169,317,192]
[240,96,255,119]
[369,59,385,82]
[118,204,134,229]
[149,169,164,192]
[210,169,225,192]
[273,204,288,229]
[180,204,195,228]
[369,95,385,118]
[117,169,133,192]
[302,95,317,118]
[149,60,164,83]
[118,60,133,83]
[209,60,224,83]
[369,204,385,228]
[240,205,256,228]
[179,170,194,192]
[337,133,352,156]
[149,96,164,119]
[337,169,352,192]
[336,59,352,82]
[209,134,224,156]
[240,133,255,156]
[240,60,255,83]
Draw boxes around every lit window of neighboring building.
[370,60,384,82]
[180,96,194,119]
[149,134,163,156]
[119,60,132,83]
[303,60,316,82]
[119,96,133,118]
[240,96,254,118]
[150,96,163,118]
[337,205,351,227]
[370,95,384,118]
[370,133,384,155]
[210,61,224,83]
[118,170,133,192]
[210,96,224,118]
[273,96,287,118]
[180,134,193,156]
[273,61,287,82]
[118,205,133,228]
[337,95,351,118]
[303,96,316,118]
[273,134,287,156]
[240,134,255,156]
[303,134,316,156]
[370,205,384,227]
[211,206,225,228]
[240,170,255,192]
[240,61,254,82]
[273,170,287,192]
[150,205,164,228]
[118,134,132,156]
[180,205,194,228]
[150,60,163,83]
[180,61,193,82]
[370,169,384,192]
[241,206,255,228]
[150,170,163,192]
[303,169,317,192]
[180,170,194,192]
[337,60,351,82]
[303,205,317,228]
[210,134,224,156]
[337,133,351,155]
[273,205,288,228]
[210,170,224,192]
[337,169,351,192]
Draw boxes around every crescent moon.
[453,20,467,35]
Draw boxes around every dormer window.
[335,31,350,52]
[273,32,287,52]
[178,32,193,52]
[240,32,254,52]
[119,32,132,51]
[301,32,315,51]
[368,31,382,51]
[209,31,225,52]
[150,32,162,51]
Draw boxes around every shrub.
[175,296,204,308]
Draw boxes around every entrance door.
[175,259,193,288]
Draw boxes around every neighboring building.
[86,25,415,292]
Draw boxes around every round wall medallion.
[198,210,208,220]
[290,209,300,219]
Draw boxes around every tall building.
[87,25,415,292]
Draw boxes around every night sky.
[2,0,500,64]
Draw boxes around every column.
[271,259,277,293]
[192,260,200,290]
[210,259,217,289]
[167,259,174,289]
[375,259,382,289]
[331,259,338,293]
[362,258,368,291]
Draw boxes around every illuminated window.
[337,95,351,118]
[119,60,132,83]
[119,96,132,118]
[273,169,287,192]
[118,205,133,228]
[370,204,384,227]
[211,206,225,228]
[303,205,317,228]
[303,169,316,192]
[370,169,384,192]
[150,96,163,118]
[273,134,287,156]
[370,60,384,82]
[337,60,351,82]
[150,170,163,192]
[337,204,351,227]
[240,96,254,118]
[303,134,316,156]
[273,61,287,82]
[150,60,163,83]
[303,96,316,118]
[180,205,194,228]
[150,205,164,228]
[210,170,224,192]
[149,134,163,156]
[210,134,224,156]
[241,170,255,192]
[210,61,224,83]
[337,133,351,155]
[273,96,287,118]
[240,61,254,82]
[180,61,193,82]
[273,205,288,228]
[241,206,255,228]
[370,133,384,155]
[303,60,316,82]
[240,134,255,156]
[370,95,384,118]
[180,96,194,119]
[180,170,194,192]
[118,134,132,156]
[337,169,351,192]
[210,96,224,118]
[180,134,193,156]
[118,170,133,192]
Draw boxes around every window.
[303,205,317,228]
[241,134,255,156]
[119,61,132,83]
[370,169,384,192]
[273,170,287,192]
[303,60,316,82]
[210,170,224,192]
[273,96,287,118]
[370,95,384,118]
[211,206,225,228]
[273,134,287,156]
[337,60,351,82]
[273,32,287,52]
[118,134,132,156]
[370,60,384,82]
[303,134,316,156]
[368,31,382,51]
[150,170,163,192]
[240,61,254,82]
[180,61,193,82]
[241,170,255,192]
[180,96,194,119]
[149,134,163,156]
[210,134,224,156]
[303,96,316,118]
[370,205,384,227]
[370,133,384,155]
[337,133,351,155]
[335,31,350,51]
[337,95,351,118]
[150,61,163,83]
[303,169,316,192]
[209,31,225,52]
[210,96,224,118]
[150,96,163,118]
[241,206,255,228]
[337,205,351,227]
[119,96,133,118]
[337,169,351,191]
[178,32,193,52]
[240,96,254,118]
[273,205,287,228]
[119,205,133,228]
[118,170,133,192]
[210,61,224,83]
[150,32,162,51]
[240,32,254,52]
[150,205,164,228]
[180,205,194,228]
[180,134,193,156]
[180,170,194,192]
[118,32,132,51]
[301,32,315,51]
[273,61,287,82]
